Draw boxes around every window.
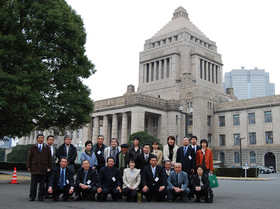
[207,116,212,126]
[234,152,240,164]
[187,115,193,126]
[76,130,80,138]
[219,116,225,127]
[249,132,256,144]
[176,115,178,125]
[153,117,158,127]
[219,135,226,146]
[234,133,240,145]
[250,151,256,164]
[145,118,148,128]
[220,152,225,164]
[233,114,240,125]
[248,113,255,124]
[208,134,212,146]
[265,131,273,144]
[264,111,272,123]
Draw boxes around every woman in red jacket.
[196,139,213,174]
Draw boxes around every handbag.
[208,175,219,188]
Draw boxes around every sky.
[66,0,280,101]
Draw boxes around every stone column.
[103,115,109,142]
[112,114,118,139]
[121,112,128,144]
[143,64,146,83]
[158,59,162,79]
[164,58,167,78]
[154,61,157,81]
[131,108,145,134]
[149,62,152,82]
[92,116,99,144]
[161,59,164,79]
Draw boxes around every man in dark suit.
[91,135,107,174]
[97,157,122,201]
[74,160,97,201]
[27,134,52,202]
[176,137,196,174]
[190,136,201,154]
[115,143,134,175]
[167,163,190,202]
[57,135,77,172]
[48,157,74,201]
[141,156,167,202]
[45,135,57,198]
[135,143,156,171]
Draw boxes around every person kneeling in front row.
[48,157,74,201]
[97,157,122,201]
[167,163,190,202]
[141,156,166,202]
[74,160,97,201]
[122,159,141,202]
[192,165,210,203]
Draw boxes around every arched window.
[250,151,256,164]
[220,152,225,164]
[234,152,240,164]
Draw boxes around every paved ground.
[0,173,278,209]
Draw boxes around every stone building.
[18,7,279,171]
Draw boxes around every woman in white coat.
[163,135,179,168]
[122,159,141,202]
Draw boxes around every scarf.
[168,144,174,160]
[119,151,130,174]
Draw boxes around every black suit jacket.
[192,173,210,191]
[98,166,121,188]
[57,144,77,164]
[76,167,97,188]
[141,165,166,188]
[49,166,74,188]
[176,146,196,173]
[191,145,201,154]
[135,153,156,170]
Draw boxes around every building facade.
[18,7,279,171]
[224,67,275,100]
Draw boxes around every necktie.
[39,145,42,152]
[175,173,179,187]
[152,167,155,179]
[167,170,169,176]
[83,171,88,185]
[60,169,64,190]
[145,155,148,162]
[184,147,187,156]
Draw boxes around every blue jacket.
[80,151,98,168]
[167,170,189,191]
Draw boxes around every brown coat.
[27,143,52,175]
[196,148,214,171]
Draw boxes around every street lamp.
[236,135,245,166]
[76,140,83,163]
[179,106,194,138]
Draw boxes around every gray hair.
[64,135,71,140]
[174,162,182,167]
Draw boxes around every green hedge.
[213,168,259,177]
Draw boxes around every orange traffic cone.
[9,167,19,184]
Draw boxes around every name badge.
[154,177,159,182]
[66,180,69,184]
[97,151,101,155]
[87,180,91,185]
[188,155,192,160]
[112,177,116,182]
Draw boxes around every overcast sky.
[66,0,280,101]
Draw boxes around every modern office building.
[224,67,275,100]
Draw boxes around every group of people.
[27,134,214,203]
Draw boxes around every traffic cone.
[9,167,19,184]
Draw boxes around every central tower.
[138,6,224,100]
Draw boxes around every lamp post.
[179,106,194,138]
[76,140,83,163]
[236,136,245,166]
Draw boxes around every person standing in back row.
[91,135,107,174]
[27,134,52,202]
[57,135,77,173]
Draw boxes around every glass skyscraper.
[224,67,275,100]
